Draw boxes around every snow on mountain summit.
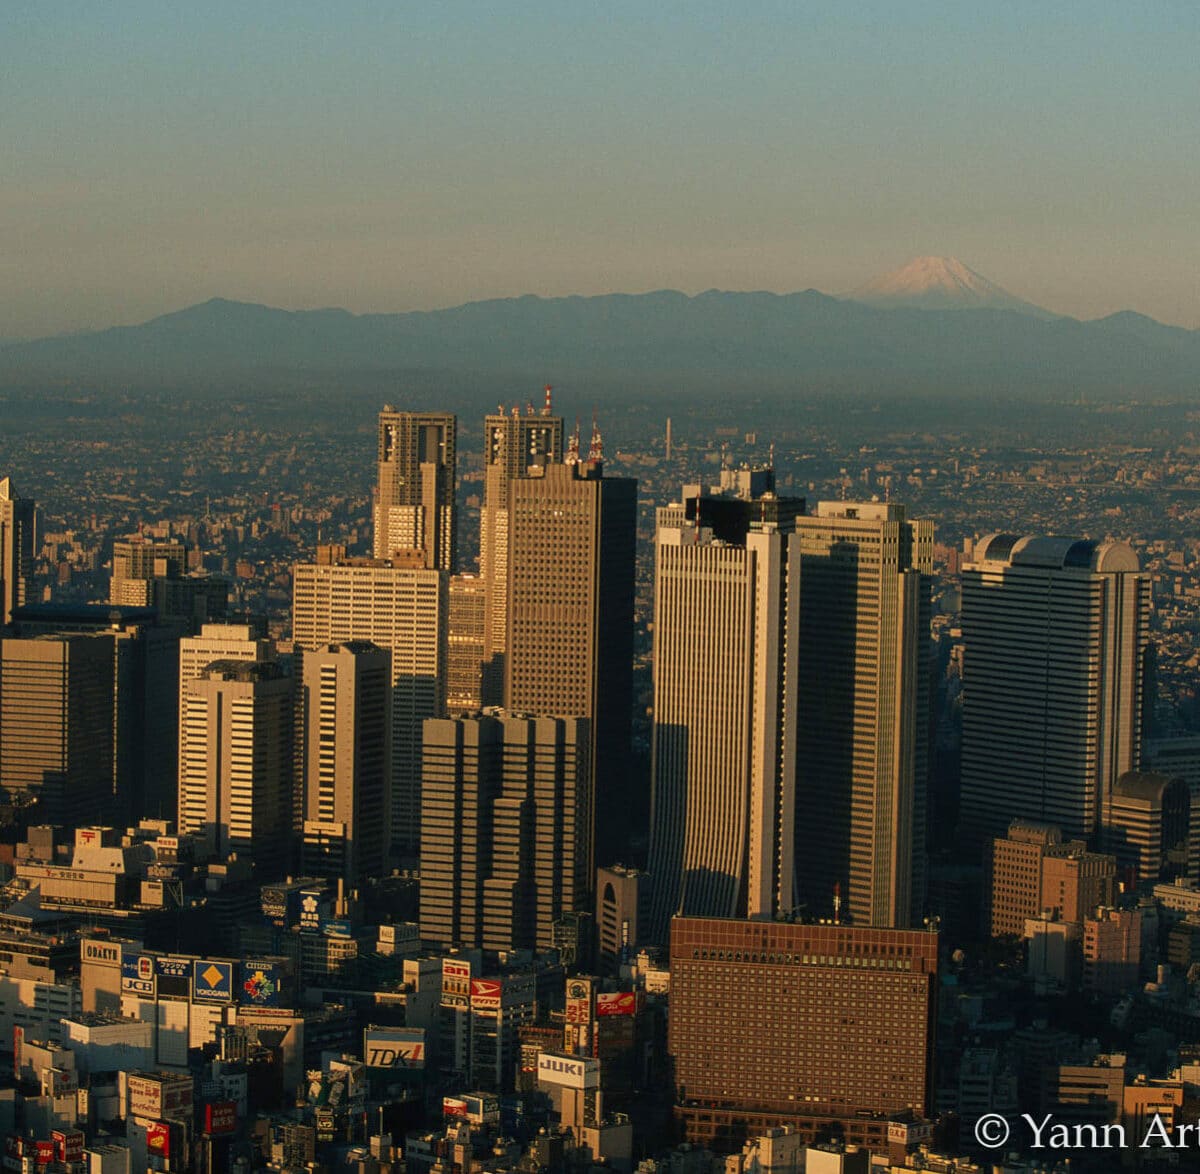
[847,256,1055,317]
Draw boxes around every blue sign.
[193,960,233,1003]
[156,956,191,979]
[121,948,155,996]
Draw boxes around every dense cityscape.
[1,382,1200,1173]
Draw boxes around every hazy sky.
[4,2,1198,337]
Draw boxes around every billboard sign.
[443,1097,468,1118]
[145,1121,170,1160]
[470,978,501,1010]
[240,961,281,1006]
[595,991,636,1017]
[51,1131,84,1163]
[443,959,471,980]
[323,918,352,939]
[204,1101,237,1135]
[192,959,234,1003]
[82,939,121,967]
[122,949,155,996]
[129,1074,193,1121]
[363,1027,425,1069]
[537,1051,601,1090]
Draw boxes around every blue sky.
[3,2,1197,335]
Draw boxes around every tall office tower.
[669,916,938,1147]
[479,396,564,703]
[0,633,113,826]
[179,623,274,823]
[447,573,486,715]
[373,409,457,571]
[0,476,35,628]
[109,536,227,633]
[293,545,447,862]
[959,535,1150,851]
[179,660,293,877]
[299,641,391,887]
[12,604,181,824]
[420,712,589,951]
[596,864,649,973]
[109,538,187,605]
[504,441,636,869]
[792,501,934,929]
[647,473,805,940]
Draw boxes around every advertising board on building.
[443,959,471,980]
[442,1097,468,1119]
[82,939,121,967]
[536,1051,601,1091]
[121,949,155,996]
[204,1101,237,1135]
[145,1120,171,1160]
[469,978,501,1010]
[240,961,281,1006]
[128,1073,193,1121]
[595,991,636,1017]
[462,1093,500,1126]
[50,1131,83,1163]
[363,1027,425,1069]
[192,959,233,1003]
[155,956,192,1000]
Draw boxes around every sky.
[3,1,1198,338]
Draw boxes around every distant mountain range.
[2,259,1198,398]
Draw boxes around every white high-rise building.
[647,476,803,940]
[179,660,292,876]
[292,546,446,862]
[960,534,1150,850]
[0,476,35,627]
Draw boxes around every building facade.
[792,501,934,928]
[292,546,447,862]
[373,409,456,572]
[504,455,636,870]
[0,476,35,627]
[960,535,1150,850]
[299,641,391,888]
[668,916,938,1148]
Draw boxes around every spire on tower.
[588,410,603,464]
[543,384,553,416]
[566,417,581,465]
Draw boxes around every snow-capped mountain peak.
[846,256,1055,317]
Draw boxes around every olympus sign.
[536,1051,600,1090]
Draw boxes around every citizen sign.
[536,1052,600,1090]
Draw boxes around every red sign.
[34,1140,54,1166]
[470,979,501,1009]
[204,1101,237,1135]
[146,1121,171,1159]
[52,1131,84,1162]
[596,991,636,1017]
[443,1097,468,1118]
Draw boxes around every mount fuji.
[846,256,1056,318]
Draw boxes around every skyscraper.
[299,641,391,887]
[179,660,293,877]
[792,501,934,928]
[420,711,589,951]
[446,572,486,715]
[479,397,563,702]
[109,537,187,605]
[373,408,456,571]
[647,472,805,939]
[292,544,447,862]
[0,476,35,628]
[959,534,1150,850]
[504,438,636,870]
[0,632,112,825]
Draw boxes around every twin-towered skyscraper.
[647,473,934,937]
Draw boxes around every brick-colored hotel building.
[669,917,938,1149]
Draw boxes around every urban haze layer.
[4,287,1200,1174]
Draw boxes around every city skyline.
[4,4,1199,338]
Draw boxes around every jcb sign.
[364,1027,425,1070]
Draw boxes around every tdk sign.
[536,1051,600,1090]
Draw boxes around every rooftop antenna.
[588,409,603,463]
[566,417,581,465]
[511,405,520,419]
[768,440,776,469]
[525,399,535,415]
[543,384,553,416]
